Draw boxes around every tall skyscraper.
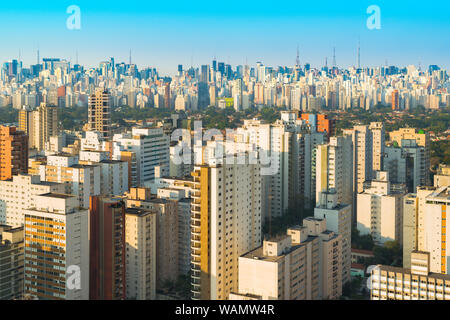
[344,125,373,222]
[190,156,262,300]
[369,122,385,172]
[0,125,28,181]
[24,193,90,300]
[124,207,157,300]
[88,89,112,139]
[391,90,400,110]
[164,82,171,109]
[200,65,209,83]
[89,196,126,300]
[316,135,353,209]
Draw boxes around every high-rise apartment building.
[190,156,262,300]
[236,112,325,219]
[371,251,450,300]
[89,196,126,300]
[343,125,373,222]
[79,150,129,196]
[357,171,406,245]
[125,188,179,289]
[88,89,111,139]
[124,207,156,300]
[391,90,399,110]
[147,173,195,277]
[23,103,59,151]
[113,127,170,185]
[369,122,385,172]
[230,233,320,300]
[24,193,90,300]
[0,174,64,226]
[388,128,430,186]
[316,135,353,209]
[0,225,24,300]
[29,154,101,209]
[302,217,342,299]
[416,186,450,274]
[314,191,352,284]
[0,125,28,180]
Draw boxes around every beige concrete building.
[315,135,353,210]
[434,164,450,187]
[314,191,352,284]
[231,215,343,301]
[24,193,90,300]
[230,219,320,300]
[231,234,319,300]
[302,217,342,300]
[0,174,64,227]
[19,103,59,151]
[0,225,24,300]
[371,251,450,300]
[88,89,111,139]
[125,207,157,300]
[357,171,406,245]
[29,154,101,209]
[125,188,179,289]
[369,122,385,172]
[388,128,430,186]
[416,186,450,274]
[190,156,262,300]
[343,125,373,195]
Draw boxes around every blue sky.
[0,0,448,75]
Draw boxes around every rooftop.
[39,193,74,199]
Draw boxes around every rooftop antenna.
[296,45,300,67]
[325,56,328,68]
[332,47,336,67]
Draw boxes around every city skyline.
[0,1,449,75]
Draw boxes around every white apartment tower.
[357,171,406,245]
[0,174,65,227]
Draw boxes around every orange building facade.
[0,125,28,180]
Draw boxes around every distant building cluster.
[0,58,449,301]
